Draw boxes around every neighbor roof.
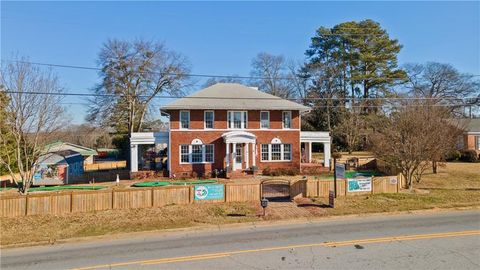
[162,83,311,112]
[37,150,83,165]
[464,118,480,132]
[44,141,98,156]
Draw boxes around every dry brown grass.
[416,162,480,189]
[0,203,258,246]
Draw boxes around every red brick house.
[458,118,480,154]
[129,83,331,177]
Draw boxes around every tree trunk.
[432,161,437,174]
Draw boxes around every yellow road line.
[141,254,230,265]
[70,230,480,270]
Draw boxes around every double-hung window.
[476,136,480,150]
[227,111,248,129]
[282,111,292,129]
[260,111,270,129]
[180,145,189,163]
[260,144,292,162]
[261,144,269,161]
[180,144,215,164]
[204,111,214,129]
[180,111,190,129]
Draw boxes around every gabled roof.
[162,83,310,112]
[44,141,98,156]
[464,118,480,132]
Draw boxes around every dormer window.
[227,111,248,129]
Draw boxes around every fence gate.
[260,179,291,201]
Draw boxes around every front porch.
[222,131,257,177]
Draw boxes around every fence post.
[371,178,375,195]
[25,194,28,216]
[111,189,115,209]
[151,188,154,207]
[224,184,227,203]
[70,192,73,213]
[344,179,347,196]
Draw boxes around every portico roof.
[222,131,256,144]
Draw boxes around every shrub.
[332,152,342,159]
[262,167,271,176]
[445,150,462,161]
[191,171,198,178]
[460,150,479,162]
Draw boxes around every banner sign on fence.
[335,163,345,179]
[347,177,372,192]
[194,184,224,200]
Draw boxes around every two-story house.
[129,83,331,178]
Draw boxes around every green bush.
[445,150,462,161]
[460,150,479,162]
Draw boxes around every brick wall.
[167,109,301,176]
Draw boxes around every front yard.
[1,162,478,247]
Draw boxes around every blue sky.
[2,1,479,124]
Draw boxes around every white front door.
[234,144,243,170]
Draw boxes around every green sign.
[194,184,224,200]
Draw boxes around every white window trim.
[282,111,292,129]
[260,143,292,162]
[180,110,190,130]
[227,111,248,130]
[260,111,270,129]
[179,144,215,164]
[204,110,214,129]
[476,136,480,150]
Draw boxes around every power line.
[2,91,478,109]
[3,90,478,102]
[5,59,479,80]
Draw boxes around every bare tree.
[370,103,463,190]
[0,59,65,194]
[87,39,191,134]
[405,62,480,108]
[334,109,366,154]
[250,52,295,98]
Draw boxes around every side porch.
[300,131,331,173]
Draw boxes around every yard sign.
[335,163,345,179]
[194,184,224,200]
[347,177,372,192]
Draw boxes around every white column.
[308,142,312,163]
[252,143,256,167]
[232,143,237,171]
[245,143,249,169]
[324,142,331,167]
[130,144,138,172]
[226,142,230,169]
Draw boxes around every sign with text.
[347,177,372,192]
[335,163,345,179]
[194,184,224,201]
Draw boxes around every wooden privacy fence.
[83,161,127,172]
[305,176,400,198]
[1,176,399,218]
[0,183,261,218]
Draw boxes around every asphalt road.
[2,210,479,270]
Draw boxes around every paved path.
[2,210,479,270]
